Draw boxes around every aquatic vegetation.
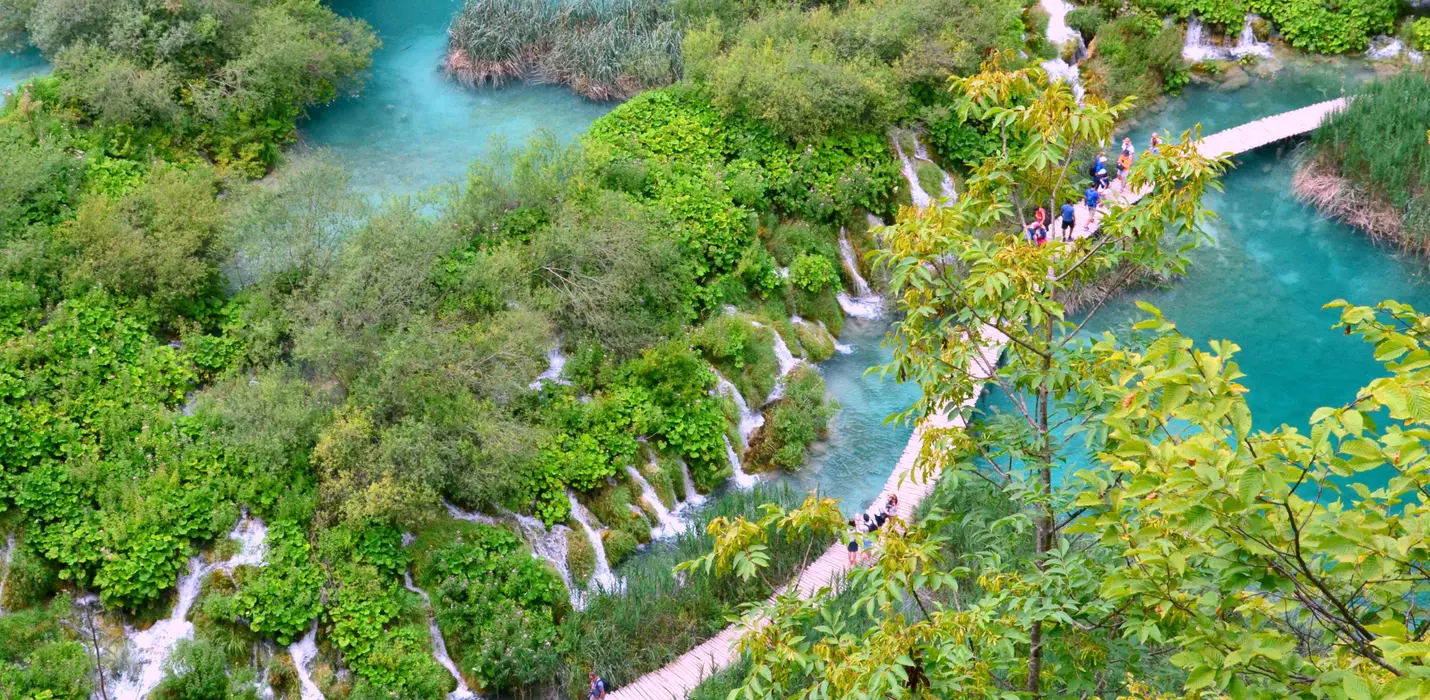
[1304,72,1430,250]
[446,0,682,100]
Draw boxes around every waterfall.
[1367,35,1404,60]
[912,140,957,202]
[289,622,324,700]
[892,137,932,209]
[1184,15,1271,61]
[866,213,885,228]
[725,435,758,489]
[566,493,619,593]
[403,571,477,700]
[528,346,569,389]
[626,465,686,537]
[113,514,269,700]
[1039,0,1086,102]
[764,327,803,404]
[443,501,583,609]
[711,368,765,444]
[0,533,14,613]
[677,457,707,508]
[835,228,884,319]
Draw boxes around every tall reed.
[446,0,682,100]
[1307,72,1430,250]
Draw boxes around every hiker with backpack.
[589,671,607,699]
[1084,186,1102,233]
[1060,200,1077,241]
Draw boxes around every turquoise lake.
[303,0,614,194]
[976,65,1430,494]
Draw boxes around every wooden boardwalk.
[606,98,1345,700]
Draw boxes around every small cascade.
[290,622,324,700]
[113,514,268,700]
[836,228,884,319]
[1367,35,1404,60]
[711,368,765,444]
[443,501,583,609]
[626,465,686,537]
[892,137,932,209]
[1039,0,1086,101]
[528,346,570,389]
[866,213,885,228]
[677,457,707,509]
[0,533,14,613]
[403,571,477,700]
[911,140,957,202]
[566,493,619,593]
[1183,15,1271,61]
[764,327,803,404]
[725,435,758,489]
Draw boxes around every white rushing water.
[528,346,570,389]
[912,139,957,202]
[836,228,884,319]
[764,327,803,404]
[677,457,707,508]
[566,493,620,593]
[1182,15,1272,62]
[0,533,14,613]
[725,435,759,489]
[289,622,324,700]
[403,571,477,700]
[114,514,269,700]
[626,466,686,538]
[712,368,765,444]
[1039,0,1086,101]
[443,500,584,609]
[892,138,931,209]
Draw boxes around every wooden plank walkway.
[606,98,1344,700]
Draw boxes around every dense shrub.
[1066,7,1106,41]
[1084,14,1187,102]
[745,366,835,471]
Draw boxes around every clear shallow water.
[0,48,48,92]
[775,318,921,516]
[984,69,1430,492]
[302,0,614,194]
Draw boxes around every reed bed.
[1303,72,1430,252]
[446,0,682,100]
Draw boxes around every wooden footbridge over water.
[606,97,1347,700]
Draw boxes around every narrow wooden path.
[607,98,1345,700]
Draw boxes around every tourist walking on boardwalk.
[1121,137,1134,159]
[1083,186,1101,232]
[846,517,863,566]
[882,494,902,532]
[1150,132,1162,155]
[1093,153,1110,190]
[1035,206,1047,227]
[1060,200,1076,241]
[1117,151,1133,190]
[588,672,607,700]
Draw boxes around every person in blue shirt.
[1060,201,1077,241]
[1026,219,1046,245]
[589,671,607,699]
[1084,187,1101,232]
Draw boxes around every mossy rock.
[567,528,595,583]
[793,320,836,363]
[642,458,679,510]
[1250,16,1270,42]
[603,530,639,567]
[793,288,844,337]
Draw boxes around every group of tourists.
[846,493,901,566]
[1024,132,1163,245]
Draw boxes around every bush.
[1083,14,1185,102]
[1066,7,1106,41]
[789,253,842,293]
[1248,0,1397,54]
[792,320,836,363]
[604,529,639,565]
[745,366,835,471]
[1414,17,1430,52]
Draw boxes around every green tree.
[689,56,1228,697]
